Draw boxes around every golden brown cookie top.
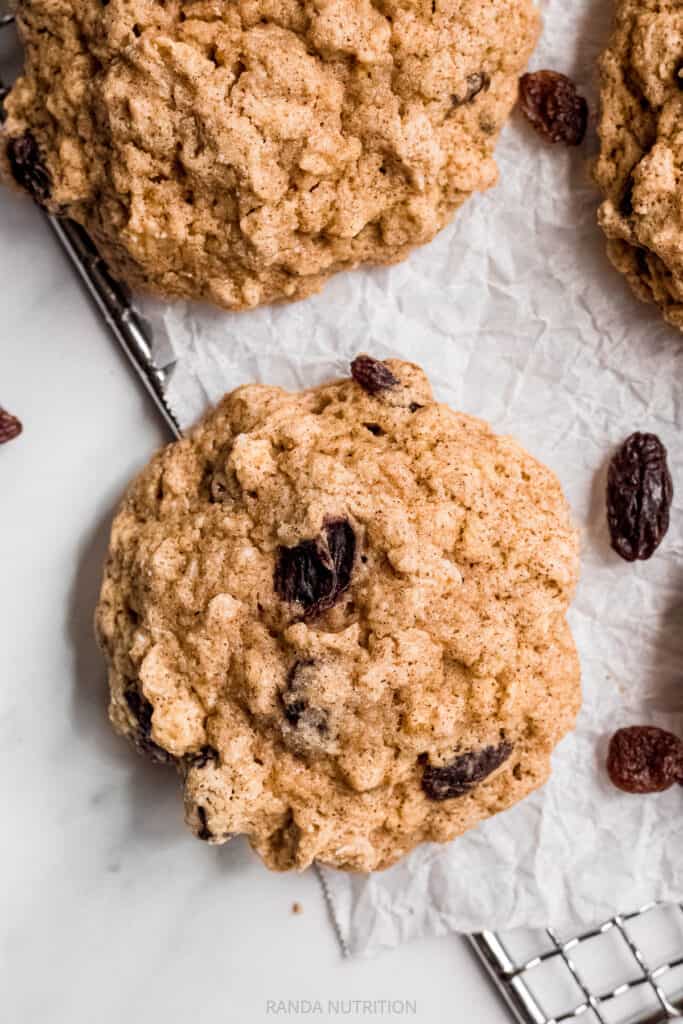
[2,0,539,309]
[596,0,683,329]
[96,358,581,872]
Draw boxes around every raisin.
[607,726,683,794]
[194,805,233,843]
[606,432,673,562]
[351,355,399,395]
[519,71,588,146]
[281,661,328,733]
[283,698,308,726]
[0,407,22,445]
[187,745,219,768]
[124,686,151,733]
[285,700,327,734]
[196,806,213,841]
[124,685,174,764]
[421,741,513,800]
[327,518,355,588]
[274,518,356,617]
[6,131,52,203]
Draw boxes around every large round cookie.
[596,0,683,329]
[2,0,538,311]
[96,357,581,872]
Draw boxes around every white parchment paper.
[139,0,683,957]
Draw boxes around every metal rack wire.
[2,13,681,1023]
[471,905,683,1023]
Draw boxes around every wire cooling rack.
[2,13,682,1024]
[471,905,683,1023]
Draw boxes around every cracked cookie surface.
[1,0,538,310]
[96,358,581,872]
[596,0,683,329]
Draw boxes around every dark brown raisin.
[124,685,174,764]
[274,518,356,617]
[124,685,151,733]
[607,726,683,794]
[187,745,219,768]
[327,518,355,589]
[6,131,52,203]
[421,742,513,800]
[196,806,213,841]
[519,70,588,146]
[351,355,399,395]
[281,661,328,733]
[285,700,327,734]
[193,805,233,843]
[606,432,673,562]
[363,423,384,436]
[0,407,23,445]
[282,698,308,726]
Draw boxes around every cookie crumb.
[291,902,303,915]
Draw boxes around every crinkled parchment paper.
[139,0,683,957]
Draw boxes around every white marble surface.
[0,191,509,1023]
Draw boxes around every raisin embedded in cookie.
[596,0,683,329]
[95,358,581,872]
[1,0,539,311]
